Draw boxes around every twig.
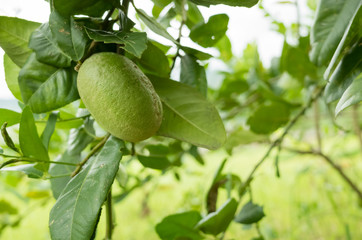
[35,114,91,123]
[0,156,78,169]
[71,134,110,177]
[285,148,362,201]
[239,87,324,197]
[170,0,186,71]
[314,100,322,151]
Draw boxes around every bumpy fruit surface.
[77,52,163,142]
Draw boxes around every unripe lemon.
[77,52,163,142]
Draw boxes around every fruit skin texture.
[77,52,163,142]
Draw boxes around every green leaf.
[49,10,88,61]
[234,201,265,224]
[195,198,238,236]
[133,41,170,77]
[310,0,361,66]
[29,23,72,67]
[53,0,116,17]
[149,76,226,150]
[189,14,229,48]
[335,73,362,116]
[135,7,179,45]
[1,122,19,153]
[247,102,290,134]
[49,126,94,199]
[189,0,258,7]
[3,54,22,101]
[0,108,21,127]
[180,54,207,96]
[215,35,233,62]
[0,16,40,67]
[186,2,204,29]
[137,155,171,170]
[324,41,362,103]
[0,164,43,178]
[181,46,213,60]
[0,199,18,215]
[41,112,58,150]
[18,53,79,113]
[156,211,203,240]
[224,128,268,154]
[188,145,204,165]
[19,106,49,170]
[49,137,124,240]
[85,28,147,58]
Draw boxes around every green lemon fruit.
[77,52,163,142]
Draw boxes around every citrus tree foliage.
[0,0,361,239]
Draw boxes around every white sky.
[0,0,312,99]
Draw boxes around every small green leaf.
[310,0,361,66]
[137,155,171,170]
[189,0,258,7]
[247,102,290,134]
[1,164,43,178]
[215,35,233,61]
[135,7,178,45]
[189,14,229,48]
[1,122,20,153]
[49,137,124,240]
[0,199,18,215]
[85,28,147,58]
[156,211,203,240]
[0,108,21,127]
[29,23,72,67]
[18,53,79,113]
[149,76,226,150]
[133,41,170,77]
[3,54,22,101]
[335,73,362,116]
[19,106,49,170]
[196,198,238,236]
[186,2,204,29]
[234,201,265,224]
[41,112,58,150]
[49,10,89,61]
[0,16,40,67]
[180,54,207,96]
[49,126,94,199]
[224,128,268,154]
[188,145,204,165]
[181,46,213,60]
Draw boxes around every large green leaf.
[49,126,94,199]
[18,53,79,113]
[0,16,40,67]
[149,76,226,150]
[85,28,147,58]
[19,106,49,170]
[247,102,290,134]
[335,73,362,116]
[189,0,258,7]
[0,109,21,127]
[324,41,362,103]
[195,198,238,236]
[3,54,22,101]
[310,0,361,66]
[49,11,88,61]
[49,137,124,240]
[180,54,207,96]
[156,211,203,240]
[135,8,179,45]
[29,23,72,68]
[189,14,229,48]
[53,0,116,17]
[234,201,265,224]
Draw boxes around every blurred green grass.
[1,135,361,240]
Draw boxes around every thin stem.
[36,114,91,123]
[71,134,110,177]
[285,148,362,201]
[352,104,362,152]
[239,87,324,197]
[314,100,322,151]
[105,189,114,240]
[0,156,78,169]
[170,0,186,71]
